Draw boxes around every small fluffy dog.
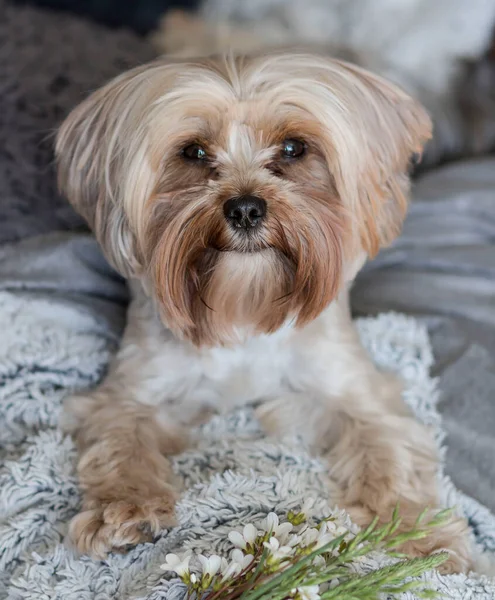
[56,52,471,571]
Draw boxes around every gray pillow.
[0,0,154,245]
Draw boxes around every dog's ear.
[55,64,165,276]
[311,59,432,256]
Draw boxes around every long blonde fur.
[56,53,471,572]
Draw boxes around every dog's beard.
[146,192,345,346]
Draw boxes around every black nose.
[223,196,267,230]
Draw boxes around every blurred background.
[15,0,198,33]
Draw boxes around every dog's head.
[56,53,431,346]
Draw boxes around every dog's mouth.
[210,237,271,254]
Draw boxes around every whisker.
[199,295,215,312]
[273,290,293,304]
[272,216,292,252]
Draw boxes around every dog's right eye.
[182,144,208,161]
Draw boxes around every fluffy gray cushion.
[0,0,153,244]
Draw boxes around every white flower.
[312,555,326,569]
[299,522,338,550]
[287,533,303,547]
[228,523,258,550]
[228,531,247,550]
[300,527,319,547]
[190,573,198,585]
[262,512,293,543]
[323,519,348,538]
[231,549,254,570]
[197,554,222,578]
[300,498,315,518]
[263,536,294,562]
[220,549,254,582]
[293,585,321,600]
[160,553,191,578]
[243,523,258,545]
[335,525,348,537]
[221,561,242,582]
[314,522,336,550]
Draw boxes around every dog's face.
[56,53,431,346]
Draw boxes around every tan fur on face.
[56,52,430,346]
[147,155,345,345]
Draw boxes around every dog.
[56,52,471,572]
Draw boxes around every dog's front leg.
[322,395,472,574]
[62,379,187,559]
[61,292,191,558]
[257,296,472,573]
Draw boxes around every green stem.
[239,534,348,600]
[320,554,447,599]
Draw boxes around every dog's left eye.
[281,139,305,159]
[182,144,208,161]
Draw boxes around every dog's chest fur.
[178,328,295,417]
[120,282,357,426]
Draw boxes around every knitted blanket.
[1,289,494,599]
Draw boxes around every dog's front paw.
[327,413,473,573]
[69,492,177,559]
[400,515,472,574]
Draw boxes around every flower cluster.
[161,500,336,598]
[160,501,450,600]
